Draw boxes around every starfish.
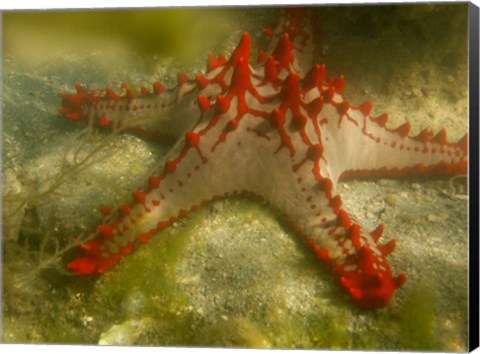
[59,8,468,309]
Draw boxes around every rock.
[98,318,153,345]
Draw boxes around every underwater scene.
[2,4,469,350]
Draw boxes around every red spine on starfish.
[61,9,467,309]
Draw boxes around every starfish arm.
[262,9,318,79]
[59,78,206,138]
[58,8,319,138]
[317,96,468,182]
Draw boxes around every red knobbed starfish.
[59,9,467,309]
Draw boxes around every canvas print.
[2,3,470,350]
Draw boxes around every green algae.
[91,212,198,319]
[398,285,436,350]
